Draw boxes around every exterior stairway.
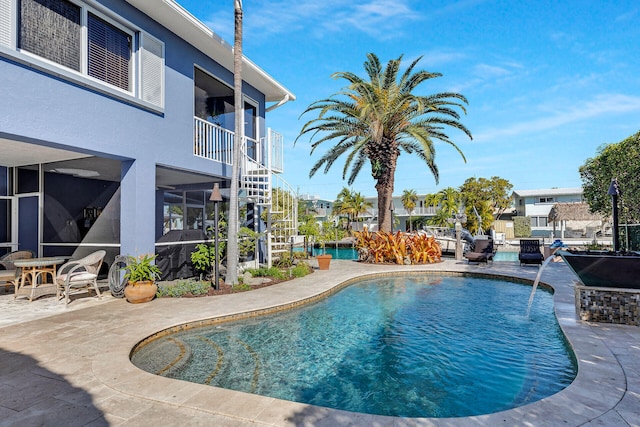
[194,120,298,266]
[240,129,297,266]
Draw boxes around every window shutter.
[0,0,12,47]
[139,32,164,108]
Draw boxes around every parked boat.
[558,249,640,289]
[420,227,474,255]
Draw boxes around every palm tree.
[332,187,372,231]
[296,53,472,232]
[438,187,460,218]
[401,189,418,232]
[424,187,460,227]
[226,0,243,285]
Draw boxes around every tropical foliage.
[124,254,162,283]
[332,187,372,230]
[401,189,418,231]
[354,230,441,265]
[580,131,640,223]
[459,176,513,233]
[424,187,461,227]
[296,53,472,233]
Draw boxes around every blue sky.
[177,0,640,200]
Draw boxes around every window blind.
[87,12,131,91]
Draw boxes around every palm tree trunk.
[375,153,398,232]
[376,173,395,233]
[226,0,243,285]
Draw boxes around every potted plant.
[123,254,162,303]
[316,221,334,270]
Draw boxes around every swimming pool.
[131,274,576,418]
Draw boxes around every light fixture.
[50,168,99,178]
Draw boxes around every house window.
[530,216,548,227]
[19,0,82,71]
[538,197,554,203]
[20,0,133,91]
[87,13,131,91]
[10,0,164,108]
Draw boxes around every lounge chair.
[464,238,495,263]
[518,239,545,266]
[0,250,34,291]
[56,250,106,306]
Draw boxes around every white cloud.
[201,0,421,42]
[474,94,640,142]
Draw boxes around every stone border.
[90,261,628,426]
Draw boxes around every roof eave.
[125,0,295,103]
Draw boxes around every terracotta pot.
[317,254,332,270]
[124,280,157,304]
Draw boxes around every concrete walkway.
[0,260,638,426]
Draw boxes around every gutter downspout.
[265,94,291,112]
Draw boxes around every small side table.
[14,257,66,301]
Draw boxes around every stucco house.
[0,0,295,273]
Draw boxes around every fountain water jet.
[526,255,556,317]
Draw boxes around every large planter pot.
[124,280,157,304]
[317,254,332,270]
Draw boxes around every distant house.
[299,195,335,221]
[512,188,584,237]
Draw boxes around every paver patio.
[0,260,638,426]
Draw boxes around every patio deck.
[0,260,638,426]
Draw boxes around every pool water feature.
[131,274,576,418]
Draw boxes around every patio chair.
[464,238,496,263]
[518,239,545,266]
[56,250,106,306]
[0,250,34,291]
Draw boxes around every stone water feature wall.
[575,285,640,325]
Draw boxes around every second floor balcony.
[193,117,283,173]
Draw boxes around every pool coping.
[86,260,636,426]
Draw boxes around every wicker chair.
[0,250,34,291]
[518,239,545,266]
[464,238,496,263]
[56,250,106,306]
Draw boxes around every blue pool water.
[131,275,576,418]
[312,246,358,259]
[493,250,519,261]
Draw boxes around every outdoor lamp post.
[608,178,620,252]
[210,183,223,289]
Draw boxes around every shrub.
[513,216,531,238]
[156,280,211,297]
[290,262,312,278]
[354,230,441,264]
[232,283,252,292]
[246,266,286,280]
[273,253,294,268]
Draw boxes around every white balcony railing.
[194,118,284,173]
[194,117,234,165]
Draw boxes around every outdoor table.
[14,257,66,301]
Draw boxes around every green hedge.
[513,216,531,238]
